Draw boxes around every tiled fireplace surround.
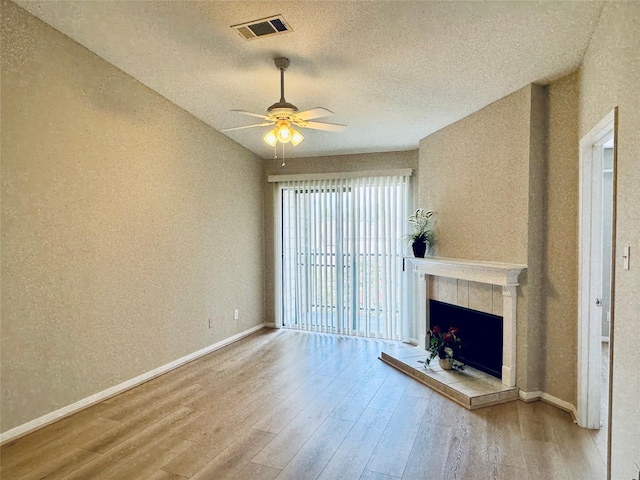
[381,257,527,409]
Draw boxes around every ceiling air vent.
[231,15,292,41]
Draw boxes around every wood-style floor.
[0,329,606,479]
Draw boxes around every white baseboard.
[0,324,266,445]
[519,389,578,422]
[264,322,277,328]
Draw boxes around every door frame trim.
[577,108,617,429]
[274,183,284,329]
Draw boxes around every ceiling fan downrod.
[268,57,298,114]
[275,57,289,103]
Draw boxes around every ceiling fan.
[221,57,347,148]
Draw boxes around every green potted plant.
[424,325,464,371]
[405,208,435,258]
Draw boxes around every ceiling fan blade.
[220,122,274,132]
[230,109,270,120]
[301,121,347,133]
[294,107,334,121]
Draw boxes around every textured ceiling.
[15,1,604,159]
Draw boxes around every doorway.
[577,108,616,449]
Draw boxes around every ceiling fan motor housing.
[267,102,298,116]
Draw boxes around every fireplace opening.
[429,299,503,378]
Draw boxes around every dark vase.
[412,240,427,258]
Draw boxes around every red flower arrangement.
[425,325,464,370]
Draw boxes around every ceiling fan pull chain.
[281,143,286,167]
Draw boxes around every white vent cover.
[231,15,292,40]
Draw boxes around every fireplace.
[403,256,526,387]
[429,299,503,378]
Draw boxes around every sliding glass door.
[278,173,410,340]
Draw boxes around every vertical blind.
[276,172,410,341]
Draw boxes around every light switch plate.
[623,246,630,270]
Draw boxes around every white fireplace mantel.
[404,256,526,387]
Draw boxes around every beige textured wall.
[262,150,419,324]
[578,2,640,477]
[418,87,531,263]
[524,84,546,392]
[0,1,264,432]
[543,72,579,403]
[419,85,540,391]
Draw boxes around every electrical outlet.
[234,309,239,320]
[208,318,213,329]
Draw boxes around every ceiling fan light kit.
[221,57,346,162]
